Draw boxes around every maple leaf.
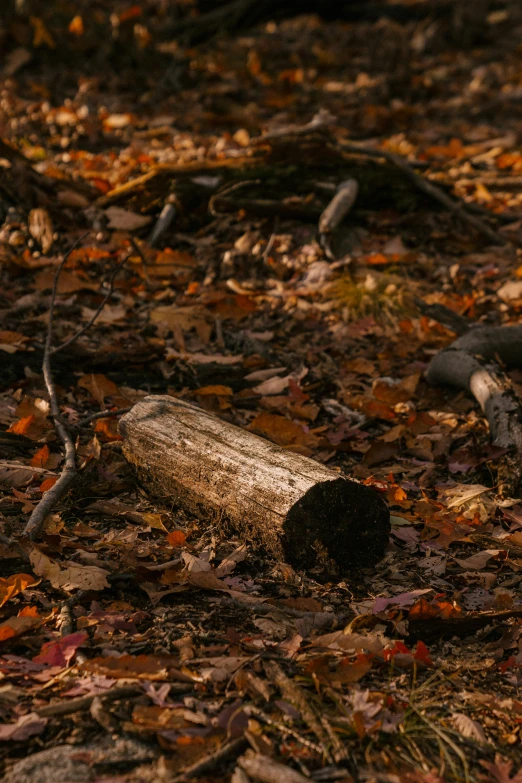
[481,755,522,783]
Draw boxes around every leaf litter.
[1,2,522,782]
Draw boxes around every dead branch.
[22,238,85,541]
[22,240,129,540]
[263,660,333,762]
[36,685,143,718]
[340,142,505,245]
[425,324,522,492]
[319,178,359,261]
[169,737,248,783]
[414,297,473,335]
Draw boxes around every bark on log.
[119,395,390,572]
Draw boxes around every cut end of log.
[283,477,390,571]
[119,396,390,574]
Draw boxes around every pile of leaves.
[1,1,522,781]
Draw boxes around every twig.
[36,685,143,718]
[74,406,133,430]
[262,218,279,263]
[209,179,262,217]
[23,238,86,541]
[23,238,130,540]
[340,142,505,245]
[414,297,473,335]
[51,255,127,355]
[258,109,336,143]
[128,235,151,285]
[244,705,323,754]
[169,736,247,783]
[263,660,333,763]
[319,178,359,261]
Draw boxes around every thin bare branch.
[22,237,87,540]
[51,255,127,356]
[74,405,133,430]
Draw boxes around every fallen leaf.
[40,476,58,493]
[373,589,432,613]
[248,412,319,448]
[31,444,50,468]
[33,631,88,667]
[215,545,247,577]
[29,547,110,592]
[167,530,187,547]
[0,712,47,741]
[80,654,191,682]
[78,374,119,408]
[452,712,487,744]
[0,607,41,642]
[440,484,490,509]
[454,550,499,570]
[105,206,152,230]
[34,269,97,294]
[481,755,522,783]
[0,573,40,607]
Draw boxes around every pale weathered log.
[119,395,390,572]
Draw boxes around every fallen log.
[119,396,390,573]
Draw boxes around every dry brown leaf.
[29,547,110,591]
[78,374,119,408]
[105,206,152,230]
[452,712,487,744]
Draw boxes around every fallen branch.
[169,737,247,783]
[319,178,359,261]
[425,324,522,492]
[263,660,333,762]
[22,238,85,541]
[22,239,128,541]
[341,142,505,245]
[119,395,390,573]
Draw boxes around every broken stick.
[119,396,390,572]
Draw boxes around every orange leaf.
[78,374,119,408]
[414,641,433,666]
[68,15,84,35]
[167,530,187,548]
[40,476,58,493]
[94,417,122,441]
[8,415,36,436]
[31,444,50,468]
[0,574,40,607]
[0,607,41,642]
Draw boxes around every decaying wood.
[425,324,522,491]
[319,177,359,261]
[319,179,359,236]
[119,395,390,572]
[239,752,310,783]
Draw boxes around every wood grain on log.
[119,396,390,572]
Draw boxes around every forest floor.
[1,3,522,782]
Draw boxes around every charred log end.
[282,477,390,573]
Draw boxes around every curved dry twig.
[51,255,127,356]
[23,238,129,540]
